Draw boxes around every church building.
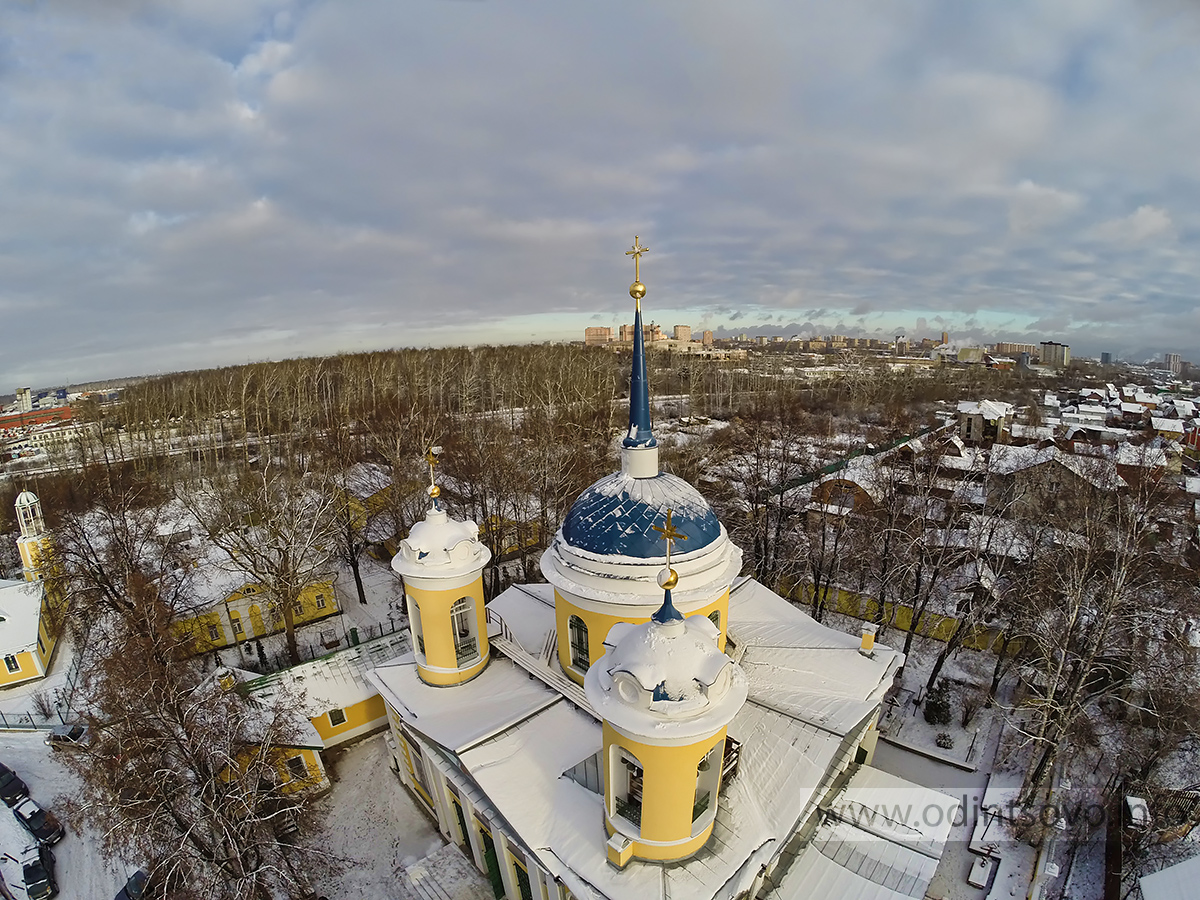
[370,240,959,900]
[0,491,66,688]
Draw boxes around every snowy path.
[304,734,445,900]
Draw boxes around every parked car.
[44,722,88,750]
[13,798,64,845]
[115,868,148,900]
[23,845,57,900]
[0,761,28,806]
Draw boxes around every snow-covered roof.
[1141,853,1200,900]
[370,653,559,754]
[339,462,392,501]
[771,845,916,900]
[561,470,722,558]
[586,602,747,740]
[1151,417,1186,434]
[956,400,1012,420]
[373,577,915,900]
[0,580,44,657]
[392,503,490,580]
[245,630,411,717]
[1009,424,1055,441]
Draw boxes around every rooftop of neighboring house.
[957,400,1013,420]
[0,579,45,657]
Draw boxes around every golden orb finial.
[428,484,441,499]
[630,281,646,301]
[658,566,679,590]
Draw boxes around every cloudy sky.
[3,0,1199,388]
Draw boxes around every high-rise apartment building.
[1165,352,1183,375]
[702,330,714,346]
[672,325,691,343]
[1039,341,1071,368]
[994,342,1038,356]
[584,326,613,347]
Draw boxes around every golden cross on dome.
[652,508,687,568]
[425,447,441,499]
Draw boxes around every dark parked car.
[45,722,88,749]
[115,868,148,900]
[13,798,64,845]
[23,845,57,900]
[0,762,28,806]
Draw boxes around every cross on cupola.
[651,509,686,623]
[425,447,442,504]
[626,235,649,307]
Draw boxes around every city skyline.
[3,1,1200,388]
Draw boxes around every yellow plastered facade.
[602,722,727,861]
[17,536,49,582]
[276,746,329,794]
[555,589,729,685]
[407,576,489,687]
[177,578,339,654]
[312,694,387,743]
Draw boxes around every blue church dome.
[561,472,722,559]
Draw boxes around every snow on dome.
[561,471,721,559]
[392,505,490,579]
[14,491,38,509]
[585,611,748,739]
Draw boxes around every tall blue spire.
[624,236,656,449]
[625,303,657,448]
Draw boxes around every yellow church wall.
[602,722,726,861]
[312,694,387,744]
[555,590,729,685]
[406,576,489,687]
[0,649,46,688]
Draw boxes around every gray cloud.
[4,0,1200,387]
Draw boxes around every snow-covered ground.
[303,734,450,899]
[0,730,125,900]
[0,728,472,900]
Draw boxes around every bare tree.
[181,463,336,666]
[61,577,326,900]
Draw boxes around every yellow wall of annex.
[407,576,488,686]
[602,722,726,861]
[312,694,387,743]
[0,649,43,688]
[555,590,728,685]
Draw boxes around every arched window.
[692,740,722,834]
[451,597,478,666]
[568,615,590,671]
[407,595,425,658]
[708,610,721,631]
[610,745,644,834]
